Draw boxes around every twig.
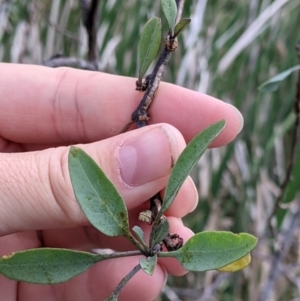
[94,249,143,260]
[80,0,100,63]
[106,264,142,300]
[267,43,300,236]
[121,47,172,130]
[258,203,300,301]
[44,0,100,70]
[122,0,185,131]
[43,56,98,70]
[139,193,183,252]
[123,0,186,252]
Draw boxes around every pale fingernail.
[186,176,199,213]
[229,104,244,134]
[118,126,177,186]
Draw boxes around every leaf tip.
[69,146,79,157]
[174,18,191,37]
[161,0,177,34]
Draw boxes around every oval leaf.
[159,231,257,272]
[0,248,102,284]
[218,253,251,272]
[132,226,146,245]
[174,18,191,37]
[138,17,162,81]
[68,146,129,237]
[161,0,177,34]
[140,255,157,276]
[258,65,300,92]
[155,120,226,224]
[150,219,169,248]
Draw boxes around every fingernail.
[228,104,244,134]
[118,126,176,186]
[186,176,199,213]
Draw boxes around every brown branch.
[133,49,172,128]
[128,1,186,253]
[80,0,100,63]
[43,56,98,70]
[106,263,142,300]
[121,0,185,131]
[268,43,300,236]
[41,0,100,70]
[122,45,173,130]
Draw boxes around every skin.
[0,63,243,301]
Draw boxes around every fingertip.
[227,104,244,135]
[209,103,244,148]
[165,176,198,217]
[150,83,243,146]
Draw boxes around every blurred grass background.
[1,0,300,300]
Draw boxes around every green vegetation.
[1,1,299,300]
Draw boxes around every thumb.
[0,124,185,236]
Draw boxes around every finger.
[164,176,198,217]
[0,63,243,147]
[19,256,166,301]
[0,124,186,236]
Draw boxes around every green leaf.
[140,255,157,275]
[0,248,102,284]
[138,17,162,81]
[161,0,177,35]
[258,65,300,92]
[174,18,191,37]
[159,231,258,271]
[154,120,226,223]
[68,146,129,237]
[150,219,169,248]
[132,226,146,244]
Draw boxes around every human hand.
[0,63,243,301]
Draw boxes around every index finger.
[0,63,243,146]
